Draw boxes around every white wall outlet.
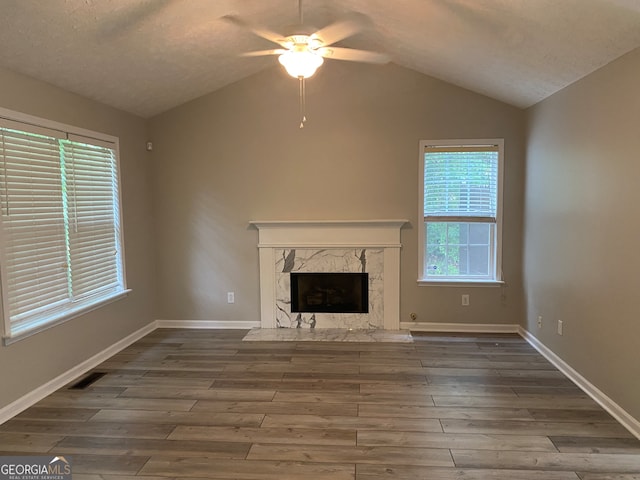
[227,292,235,304]
[537,316,543,328]
[557,319,563,335]
[462,294,470,306]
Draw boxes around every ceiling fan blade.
[318,47,390,64]
[312,15,364,46]
[222,15,287,47]
[241,49,288,57]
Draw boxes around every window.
[0,112,127,341]
[418,139,503,283]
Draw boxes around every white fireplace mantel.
[250,220,408,330]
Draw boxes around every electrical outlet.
[557,319,563,335]
[227,292,235,304]
[537,316,543,328]
[462,294,470,306]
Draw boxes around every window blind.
[0,126,69,325]
[0,119,124,337]
[61,137,122,301]
[424,145,499,221]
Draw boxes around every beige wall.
[524,48,640,420]
[150,62,526,326]
[0,67,156,408]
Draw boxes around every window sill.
[417,280,505,287]
[3,289,131,346]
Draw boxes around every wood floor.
[1,329,639,479]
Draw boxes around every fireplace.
[250,220,406,329]
[291,272,369,313]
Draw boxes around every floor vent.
[68,371,107,390]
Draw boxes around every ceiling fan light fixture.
[278,49,324,78]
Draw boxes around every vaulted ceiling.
[1,0,639,118]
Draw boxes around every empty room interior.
[0,0,639,478]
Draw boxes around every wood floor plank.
[295,355,424,366]
[428,374,575,387]
[166,353,292,362]
[70,454,149,476]
[191,399,358,416]
[0,419,174,439]
[358,404,534,421]
[357,431,558,451]
[52,389,122,399]
[452,449,640,473]
[262,413,443,432]
[419,359,557,370]
[358,383,518,397]
[169,425,356,446]
[551,436,640,454]
[359,365,498,376]
[140,457,355,479]
[213,378,360,392]
[247,443,454,467]
[223,363,361,374]
[283,372,428,384]
[514,386,585,396]
[54,435,250,458]
[442,419,636,438]
[98,360,227,372]
[139,369,229,379]
[432,394,600,410]
[90,409,264,427]
[13,407,100,422]
[356,465,580,479]
[35,396,196,412]
[528,408,617,423]
[94,374,215,389]
[119,386,276,402]
[0,432,64,452]
[497,369,566,378]
[273,391,436,406]
[213,371,286,380]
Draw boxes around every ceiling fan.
[223,0,390,126]
[223,1,390,78]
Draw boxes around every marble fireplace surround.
[250,220,407,330]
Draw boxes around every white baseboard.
[401,321,520,333]
[519,326,640,440]
[155,320,260,329]
[0,321,156,425]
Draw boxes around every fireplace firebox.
[290,272,369,314]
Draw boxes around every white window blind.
[61,137,123,301]
[0,117,125,338]
[0,125,69,324]
[424,145,499,221]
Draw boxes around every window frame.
[418,138,504,285]
[0,106,129,343]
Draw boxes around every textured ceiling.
[0,0,639,118]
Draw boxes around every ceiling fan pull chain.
[302,77,307,124]
[299,76,307,128]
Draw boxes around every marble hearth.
[250,220,406,330]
